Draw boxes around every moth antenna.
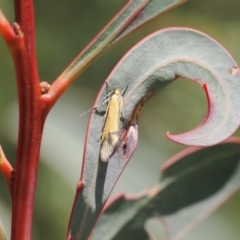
[121,85,128,95]
[79,90,115,117]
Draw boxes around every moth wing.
[100,132,119,162]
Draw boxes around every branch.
[8,1,46,240]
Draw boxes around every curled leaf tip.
[104,28,240,147]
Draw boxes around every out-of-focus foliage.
[92,139,240,240]
[0,0,239,239]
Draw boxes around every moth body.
[100,89,123,162]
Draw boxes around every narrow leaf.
[104,0,186,51]
[61,0,148,81]
[60,0,184,83]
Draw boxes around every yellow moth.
[100,89,124,162]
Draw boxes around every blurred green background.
[0,0,240,239]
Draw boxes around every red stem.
[11,1,46,240]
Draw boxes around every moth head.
[114,89,121,95]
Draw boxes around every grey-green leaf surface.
[91,137,240,240]
[67,28,240,239]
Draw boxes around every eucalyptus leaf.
[67,28,240,239]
